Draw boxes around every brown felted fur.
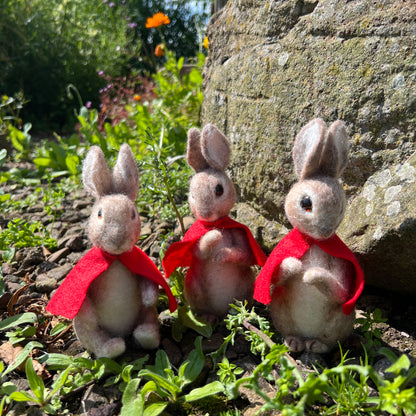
[185,124,256,322]
[73,144,160,358]
[270,118,355,353]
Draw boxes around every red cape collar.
[46,246,177,319]
[162,216,267,278]
[253,228,364,315]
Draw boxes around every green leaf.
[178,307,212,338]
[42,353,74,369]
[9,391,38,403]
[0,381,17,396]
[3,341,43,376]
[0,312,37,331]
[179,337,204,387]
[121,379,144,416]
[154,350,171,375]
[49,322,70,337]
[33,157,53,168]
[138,370,181,398]
[0,149,7,165]
[26,357,45,403]
[47,367,70,400]
[386,355,411,374]
[143,402,168,416]
[65,154,80,175]
[188,69,203,85]
[183,381,225,402]
[2,247,16,263]
[177,57,184,71]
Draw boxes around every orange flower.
[145,12,170,29]
[203,36,209,49]
[154,44,165,57]
[134,94,141,102]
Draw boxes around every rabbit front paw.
[197,230,223,258]
[214,247,250,264]
[279,257,303,283]
[303,268,348,301]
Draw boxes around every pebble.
[35,274,57,294]
[46,264,73,282]
[47,247,70,263]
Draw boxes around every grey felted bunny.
[254,119,364,353]
[163,124,266,323]
[47,144,177,358]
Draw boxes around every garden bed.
[1,175,416,415]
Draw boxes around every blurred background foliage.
[0,0,211,132]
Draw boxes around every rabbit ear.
[82,146,113,198]
[323,120,349,177]
[112,144,139,201]
[293,118,327,179]
[200,124,231,171]
[187,127,210,172]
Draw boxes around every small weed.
[0,218,57,262]
[121,337,224,415]
[356,308,387,357]
[9,358,70,414]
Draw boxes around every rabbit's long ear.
[293,118,327,180]
[200,124,230,171]
[112,144,139,201]
[187,127,210,172]
[83,146,113,198]
[323,120,349,177]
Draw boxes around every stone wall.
[201,0,416,294]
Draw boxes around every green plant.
[0,0,137,130]
[0,218,57,262]
[212,301,276,363]
[0,361,17,414]
[372,348,416,415]
[132,337,224,414]
[8,358,70,414]
[217,357,244,385]
[7,123,32,161]
[356,308,387,356]
[0,93,27,134]
[33,133,81,176]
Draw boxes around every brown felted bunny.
[254,119,364,353]
[47,144,177,358]
[163,124,266,323]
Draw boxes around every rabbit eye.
[97,209,103,219]
[300,196,312,212]
[215,184,224,197]
[131,209,136,220]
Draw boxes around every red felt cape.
[46,246,177,319]
[253,228,364,315]
[162,217,267,278]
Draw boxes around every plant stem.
[242,319,299,370]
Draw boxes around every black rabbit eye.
[131,209,136,220]
[300,196,312,212]
[215,184,224,197]
[98,209,103,219]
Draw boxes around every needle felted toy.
[253,119,364,353]
[162,124,267,323]
[47,144,177,358]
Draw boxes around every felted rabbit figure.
[254,119,364,353]
[47,144,177,358]
[163,124,266,323]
